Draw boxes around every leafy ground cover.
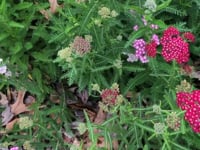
[1,0,200,149]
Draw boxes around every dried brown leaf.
[0,92,8,106]
[5,118,19,131]
[62,129,74,144]
[94,107,106,124]
[24,95,35,105]
[10,91,27,115]
[10,91,35,115]
[39,0,62,20]
[1,105,14,125]
[50,92,60,103]
[112,139,119,150]
[49,0,59,13]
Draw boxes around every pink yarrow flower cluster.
[161,26,195,64]
[177,90,200,133]
[132,39,148,63]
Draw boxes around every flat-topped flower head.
[161,27,189,64]
[144,0,157,12]
[18,116,33,130]
[176,80,192,93]
[101,88,119,105]
[166,112,180,131]
[132,38,149,63]
[98,7,111,18]
[152,104,161,114]
[154,122,165,134]
[57,47,73,62]
[72,36,91,55]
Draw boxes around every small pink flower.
[0,65,7,74]
[10,147,19,150]
[151,34,160,45]
[142,16,147,26]
[133,25,139,31]
[150,24,159,30]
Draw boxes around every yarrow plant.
[2,0,200,149]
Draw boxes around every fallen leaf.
[5,118,19,131]
[10,91,28,115]
[39,0,63,20]
[24,95,35,105]
[50,92,60,103]
[94,107,106,124]
[10,91,35,116]
[49,0,59,13]
[1,105,14,125]
[62,128,75,144]
[0,92,8,106]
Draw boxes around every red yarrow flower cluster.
[176,90,200,133]
[161,26,193,64]
[145,41,157,57]
[101,89,119,105]
[183,32,195,43]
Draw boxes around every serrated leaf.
[123,72,149,94]
[32,68,43,92]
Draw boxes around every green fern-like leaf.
[164,7,187,17]
[123,71,149,95]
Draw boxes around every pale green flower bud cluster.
[152,104,161,114]
[154,122,165,134]
[176,79,192,92]
[98,7,118,19]
[23,141,35,150]
[18,116,33,130]
[0,142,15,148]
[166,112,180,131]
[57,47,73,62]
[144,0,157,13]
